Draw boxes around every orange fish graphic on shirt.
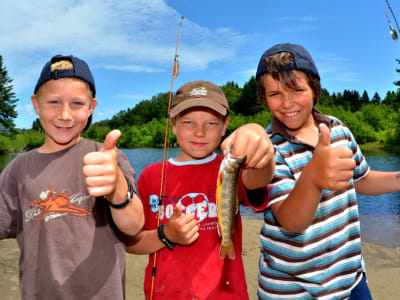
[28,186,92,223]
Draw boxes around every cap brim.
[169,98,227,118]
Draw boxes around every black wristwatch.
[157,224,176,250]
[107,178,134,209]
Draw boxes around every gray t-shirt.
[0,138,136,299]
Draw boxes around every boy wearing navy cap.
[0,55,144,299]
[256,43,400,299]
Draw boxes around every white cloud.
[17,104,35,116]
[113,94,149,100]
[104,65,163,73]
[1,0,250,92]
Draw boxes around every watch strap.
[157,223,176,250]
[107,178,134,209]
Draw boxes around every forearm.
[355,171,400,195]
[108,172,144,236]
[242,161,275,190]
[110,194,144,236]
[272,167,323,233]
[126,229,165,254]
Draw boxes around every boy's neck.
[38,136,82,153]
[287,117,319,147]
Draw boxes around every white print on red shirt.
[149,192,217,223]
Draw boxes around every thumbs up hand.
[163,204,199,245]
[308,124,356,191]
[83,130,124,199]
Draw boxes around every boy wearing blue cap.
[0,55,144,299]
[256,43,400,299]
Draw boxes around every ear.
[88,98,98,116]
[221,117,229,136]
[31,95,40,115]
[171,117,177,135]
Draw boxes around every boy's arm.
[271,124,356,233]
[127,205,199,254]
[221,123,275,190]
[82,130,144,236]
[355,171,400,195]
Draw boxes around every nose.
[193,124,206,137]
[281,93,293,109]
[58,104,73,121]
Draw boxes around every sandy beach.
[1,219,399,299]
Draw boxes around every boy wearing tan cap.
[127,80,275,299]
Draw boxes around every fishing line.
[149,15,184,300]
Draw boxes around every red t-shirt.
[138,153,268,300]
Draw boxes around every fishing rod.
[385,0,400,40]
[149,15,184,300]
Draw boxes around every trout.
[216,146,246,260]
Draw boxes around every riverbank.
[1,219,399,299]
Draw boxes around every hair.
[257,51,321,106]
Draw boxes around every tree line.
[1,55,400,152]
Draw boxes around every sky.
[1,0,400,129]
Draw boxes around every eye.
[267,92,280,98]
[48,99,60,105]
[71,101,85,107]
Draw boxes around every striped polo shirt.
[258,109,370,300]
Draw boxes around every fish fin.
[220,245,236,260]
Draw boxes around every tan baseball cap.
[169,80,229,118]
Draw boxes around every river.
[1,148,399,246]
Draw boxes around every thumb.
[100,130,121,152]
[171,204,183,219]
[317,124,331,148]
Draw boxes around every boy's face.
[172,107,229,162]
[261,70,315,135]
[31,78,97,153]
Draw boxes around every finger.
[87,185,113,197]
[82,164,115,177]
[317,124,331,148]
[170,204,183,220]
[336,147,354,159]
[220,132,235,156]
[100,130,121,152]
[85,175,116,188]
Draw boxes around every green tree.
[221,81,242,109]
[0,55,18,132]
[232,77,264,116]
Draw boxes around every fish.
[216,145,247,260]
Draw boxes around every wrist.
[106,178,134,209]
[157,224,176,250]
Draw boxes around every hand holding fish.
[164,204,199,245]
[221,123,275,190]
[221,123,274,169]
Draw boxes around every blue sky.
[2,0,400,129]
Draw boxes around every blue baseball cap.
[34,55,96,97]
[256,43,320,80]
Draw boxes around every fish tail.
[220,244,236,260]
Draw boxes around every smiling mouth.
[282,111,298,118]
[54,125,73,131]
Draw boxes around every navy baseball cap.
[256,43,320,80]
[34,55,96,97]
